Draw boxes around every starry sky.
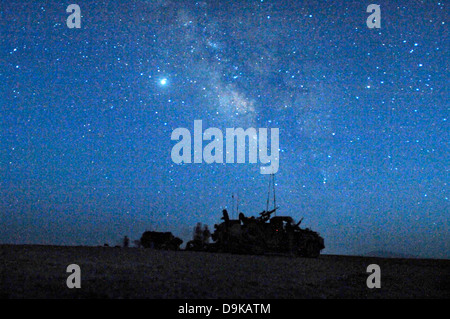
[1,1,448,258]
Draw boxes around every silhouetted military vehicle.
[140,231,183,250]
[210,208,325,257]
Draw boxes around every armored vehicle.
[140,231,183,250]
[210,208,325,257]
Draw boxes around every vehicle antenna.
[266,175,272,212]
[231,193,235,219]
[236,191,239,217]
[272,173,276,215]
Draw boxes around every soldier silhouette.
[202,225,211,245]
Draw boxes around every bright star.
[160,78,168,86]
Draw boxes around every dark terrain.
[0,244,448,299]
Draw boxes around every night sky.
[1,1,448,258]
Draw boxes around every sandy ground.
[0,244,448,299]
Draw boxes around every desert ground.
[0,244,448,299]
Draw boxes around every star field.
[0,1,448,258]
